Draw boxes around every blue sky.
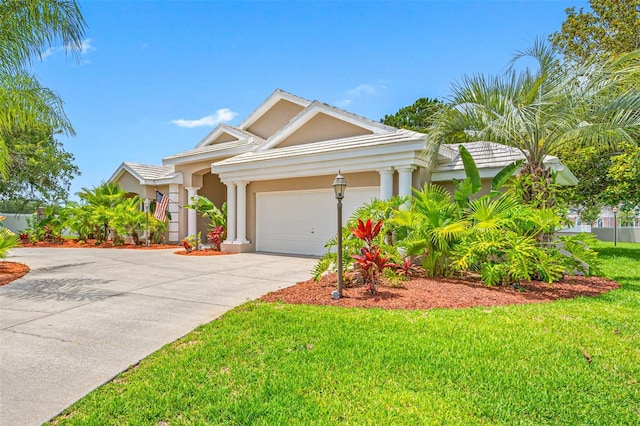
[32,0,589,199]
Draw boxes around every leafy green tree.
[429,40,640,206]
[0,0,86,178]
[0,124,79,204]
[558,142,640,211]
[381,97,446,133]
[549,0,640,61]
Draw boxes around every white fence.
[591,227,640,243]
[0,213,32,234]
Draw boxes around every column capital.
[396,165,417,173]
[184,186,201,192]
[377,167,395,175]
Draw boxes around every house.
[109,89,577,256]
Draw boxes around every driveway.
[0,247,316,426]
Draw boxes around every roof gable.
[108,162,182,185]
[239,89,311,133]
[196,124,263,148]
[257,101,395,152]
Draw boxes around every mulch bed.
[21,239,173,250]
[0,262,30,286]
[174,249,232,256]
[260,273,620,310]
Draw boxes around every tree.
[0,124,79,205]
[558,142,640,212]
[381,97,446,133]
[0,0,86,178]
[549,0,640,62]
[429,40,640,206]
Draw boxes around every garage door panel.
[256,188,378,256]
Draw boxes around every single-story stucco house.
[109,89,577,256]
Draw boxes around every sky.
[31,0,590,200]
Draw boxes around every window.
[597,218,603,228]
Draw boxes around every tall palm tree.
[430,40,640,204]
[0,0,86,178]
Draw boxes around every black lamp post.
[612,207,618,247]
[332,171,347,299]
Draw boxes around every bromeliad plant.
[351,219,395,295]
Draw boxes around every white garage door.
[256,187,379,256]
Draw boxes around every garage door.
[256,187,379,256]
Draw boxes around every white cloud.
[336,83,385,108]
[171,108,238,128]
[42,38,94,62]
[346,84,377,97]
[79,38,95,55]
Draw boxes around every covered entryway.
[256,187,378,255]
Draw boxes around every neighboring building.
[567,207,640,229]
[109,89,577,256]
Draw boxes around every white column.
[397,166,416,209]
[378,168,394,200]
[397,166,416,198]
[224,182,237,243]
[168,184,180,243]
[185,186,200,237]
[234,181,250,244]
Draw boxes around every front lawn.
[50,242,639,425]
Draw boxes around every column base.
[221,241,253,253]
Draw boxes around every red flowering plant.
[350,219,396,294]
[207,226,225,251]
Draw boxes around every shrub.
[350,219,396,294]
[207,226,225,251]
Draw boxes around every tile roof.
[123,162,176,180]
[437,142,528,171]
[214,129,427,166]
[163,139,253,161]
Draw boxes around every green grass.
[51,242,639,425]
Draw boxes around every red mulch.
[174,249,232,256]
[0,261,30,286]
[260,273,620,310]
[21,239,174,250]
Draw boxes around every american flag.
[153,191,169,222]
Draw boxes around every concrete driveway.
[0,247,316,426]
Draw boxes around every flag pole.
[144,199,150,247]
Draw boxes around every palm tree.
[0,0,86,178]
[430,40,640,205]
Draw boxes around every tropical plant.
[182,234,199,253]
[71,182,127,243]
[111,197,145,245]
[0,0,87,179]
[207,226,225,251]
[312,197,406,281]
[0,227,19,259]
[391,183,466,276]
[350,219,395,294]
[184,196,226,229]
[24,205,68,243]
[430,40,640,207]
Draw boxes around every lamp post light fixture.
[612,206,618,247]
[144,198,151,247]
[332,171,347,300]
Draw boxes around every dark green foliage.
[550,0,640,61]
[381,97,446,133]
[0,125,79,204]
